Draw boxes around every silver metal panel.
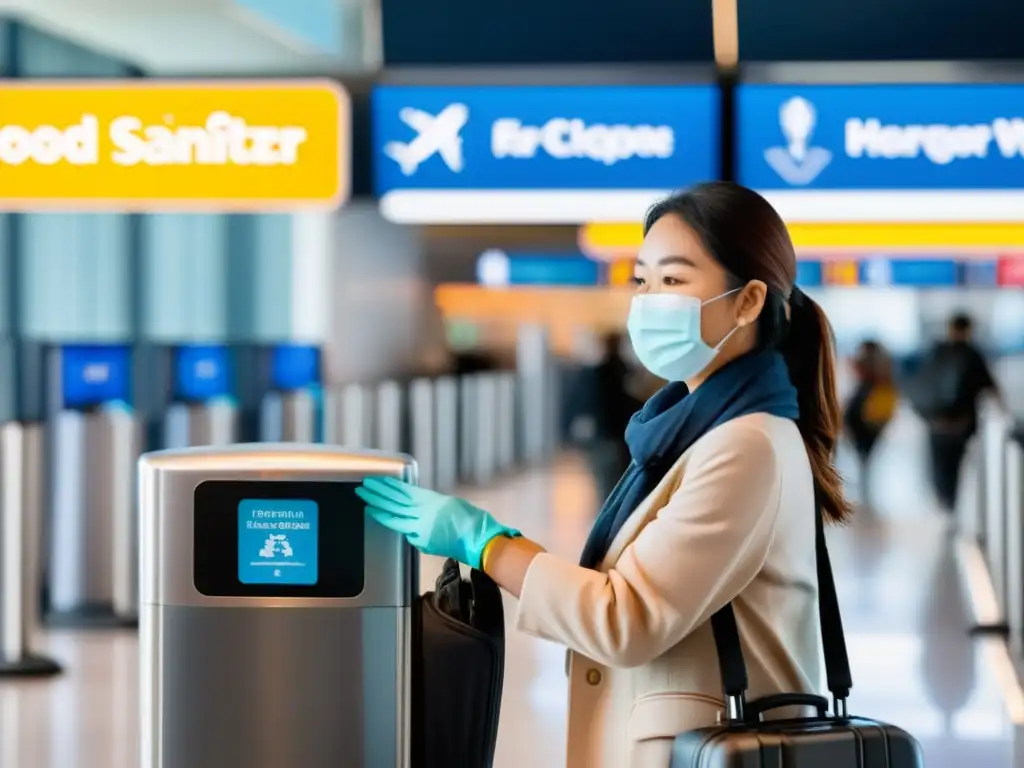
[409,378,434,490]
[138,444,417,609]
[140,604,409,768]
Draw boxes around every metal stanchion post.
[340,385,373,448]
[459,376,478,482]
[410,379,434,489]
[474,374,498,484]
[109,408,140,623]
[983,408,1010,631]
[0,422,60,676]
[376,381,403,454]
[1005,436,1024,658]
[496,373,515,472]
[434,377,458,494]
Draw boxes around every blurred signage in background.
[961,260,998,286]
[373,84,719,223]
[608,259,636,287]
[476,250,601,287]
[271,345,321,391]
[997,254,1024,286]
[824,261,860,286]
[175,345,232,401]
[737,83,1024,222]
[61,345,132,408]
[0,80,348,210]
[858,258,959,287]
[795,260,823,287]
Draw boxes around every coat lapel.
[597,450,690,571]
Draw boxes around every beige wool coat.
[515,413,825,767]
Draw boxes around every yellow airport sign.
[0,79,349,211]
[580,221,1024,257]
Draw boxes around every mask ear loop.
[702,286,746,352]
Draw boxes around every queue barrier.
[165,400,240,449]
[0,422,60,676]
[433,377,459,493]
[961,396,1024,639]
[261,391,319,444]
[48,406,140,627]
[324,384,374,449]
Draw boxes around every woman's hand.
[355,477,520,570]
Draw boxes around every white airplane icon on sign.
[384,103,469,176]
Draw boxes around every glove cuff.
[470,519,521,570]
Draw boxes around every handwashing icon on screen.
[259,534,294,559]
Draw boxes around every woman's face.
[633,214,766,356]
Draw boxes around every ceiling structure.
[0,0,374,74]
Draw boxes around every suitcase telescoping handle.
[742,693,829,723]
[709,490,853,723]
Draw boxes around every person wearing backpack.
[842,339,897,505]
[907,313,1001,512]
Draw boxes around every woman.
[357,181,852,767]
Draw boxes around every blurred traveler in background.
[583,332,641,504]
[358,181,848,767]
[843,339,897,505]
[906,312,1001,512]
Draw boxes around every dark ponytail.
[645,181,852,525]
[782,288,852,524]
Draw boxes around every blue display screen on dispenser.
[175,345,232,401]
[271,345,321,390]
[237,499,319,586]
[61,345,131,408]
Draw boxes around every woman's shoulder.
[690,412,803,459]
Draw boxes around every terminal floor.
[2,413,1022,767]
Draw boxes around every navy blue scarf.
[579,349,800,569]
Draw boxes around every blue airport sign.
[372,84,719,223]
[477,250,601,287]
[858,258,960,287]
[738,84,1024,191]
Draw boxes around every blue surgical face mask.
[626,288,742,382]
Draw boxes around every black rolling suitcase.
[671,499,924,767]
[412,558,505,768]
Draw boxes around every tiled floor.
[1,409,1021,767]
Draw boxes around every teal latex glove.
[355,477,520,569]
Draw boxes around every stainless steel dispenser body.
[139,444,416,768]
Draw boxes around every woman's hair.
[643,181,852,524]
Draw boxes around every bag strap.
[710,494,853,721]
